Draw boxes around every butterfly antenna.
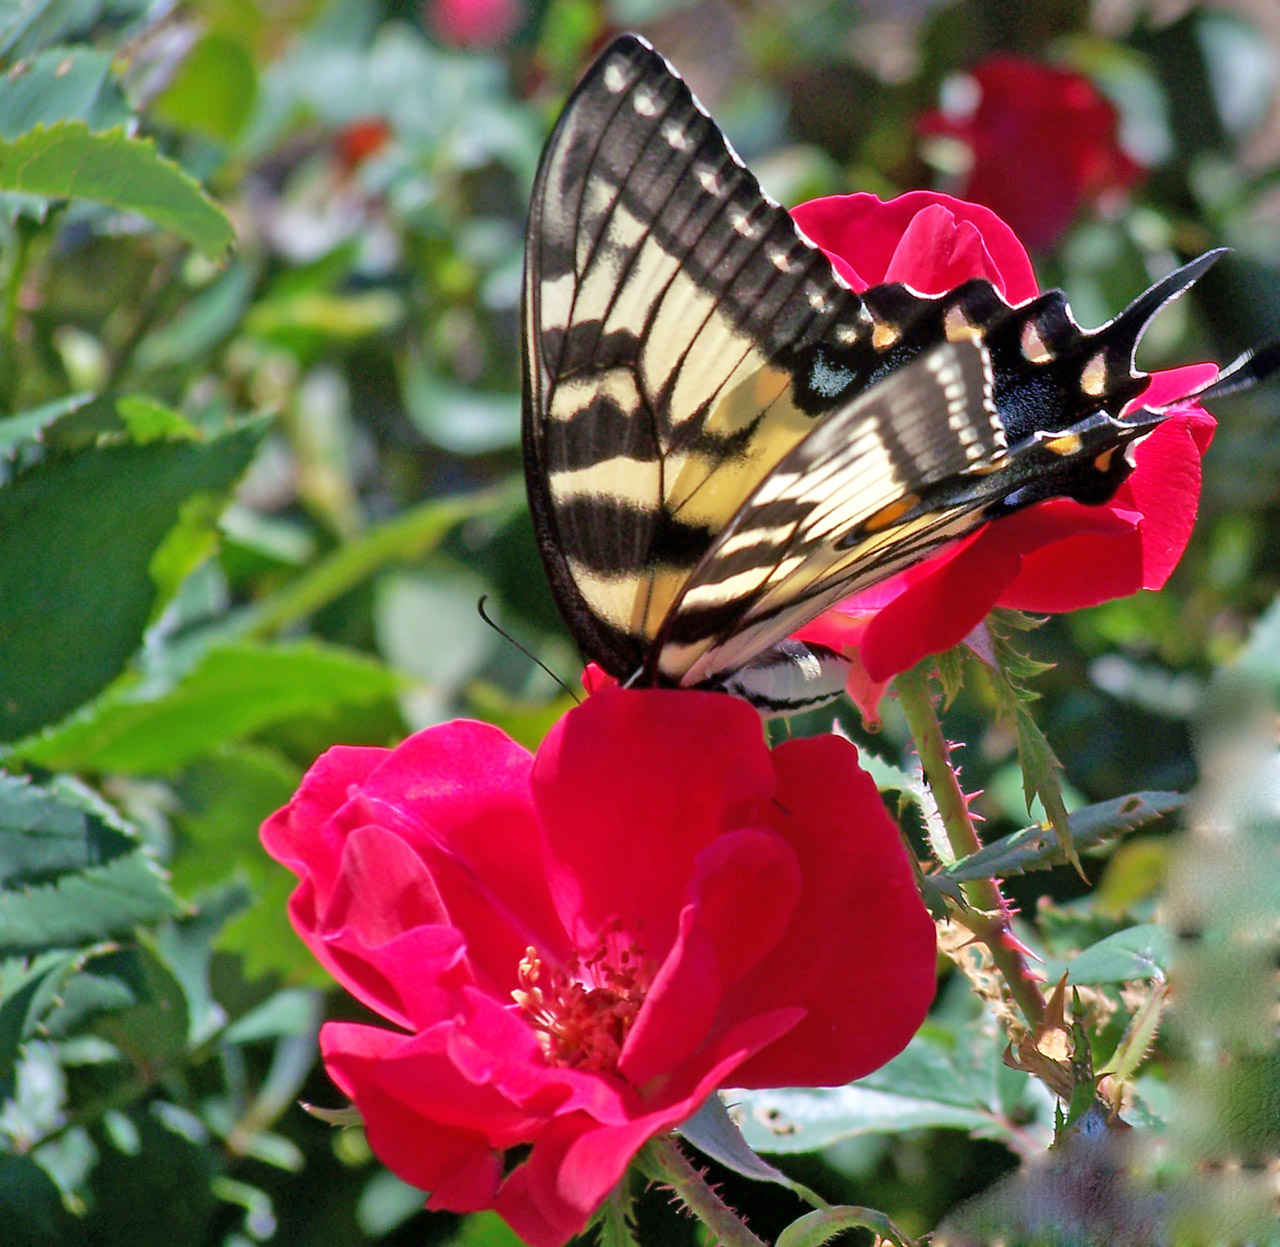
[476,596,581,704]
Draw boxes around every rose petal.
[531,690,775,955]
[725,733,937,1087]
[792,191,1039,301]
[343,721,566,985]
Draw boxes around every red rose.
[262,689,936,1246]
[791,193,1216,716]
[917,56,1143,251]
[426,0,523,49]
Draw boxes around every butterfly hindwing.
[657,339,1005,686]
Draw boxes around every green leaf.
[1012,705,1073,860]
[0,421,265,742]
[0,1154,65,1247]
[402,362,521,455]
[0,47,129,138]
[732,1009,1051,1154]
[447,1210,526,1247]
[777,1206,919,1247]
[680,1094,818,1199]
[0,771,136,883]
[0,846,178,955]
[88,942,190,1068]
[13,641,402,775]
[0,950,78,1081]
[1097,982,1168,1083]
[942,792,1184,883]
[42,948,147,1039]
[595,1180,641,1247]
[170,745,300,896]
[854,749,924,804]
[0,774,178,955]
[1058,924,1172,985]
[115,396,199,444]
[0,122,234,255]
[973,613,1074,860]
[355,1169,428,1237]
[0,392,93,455]
[134,263,257,372]
[151,33,258,143]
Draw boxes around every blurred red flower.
[917,56,1143,251]
[791,192,1216,716]
[426,0,523,49]
[334,119,392,177]
[262,689,936,1246]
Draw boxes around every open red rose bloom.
[262,689,936,1246]
[791,192,1218,715]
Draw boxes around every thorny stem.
[895,663,1048,1030]
[636,1135,768,1247]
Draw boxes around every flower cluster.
[792,192,1216,718]
[263,689,936,1245]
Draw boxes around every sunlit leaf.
[152,33,257,143]
[13,642,403,775]
[0,122,234,254]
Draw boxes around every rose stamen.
[512,932,653,1072]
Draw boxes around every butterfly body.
[522,34,1229,709]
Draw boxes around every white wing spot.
[633,88,658,116]
[729,208,756,237]
[835,324,860,345]
[806,285,827,311]
[767,246,792,272]
[663,121,691,151]
[1081,352,1108,396]
[603,62,627,93]
[944,304,982,344]
[1021,320,1053,364]
[696,164,720,193]
[872,321,900,351]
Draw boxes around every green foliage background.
[0,1,1276,1244]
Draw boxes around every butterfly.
[522,33,1267,714]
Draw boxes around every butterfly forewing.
[524,34,887,679]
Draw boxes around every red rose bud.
[917,56,1143,251]
[262,690,936,1246]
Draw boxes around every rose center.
[512,935,652,1073]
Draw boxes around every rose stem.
[636,1135,769,1247]
[895,662,1048,1029]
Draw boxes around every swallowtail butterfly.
[522,34,1262,714]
